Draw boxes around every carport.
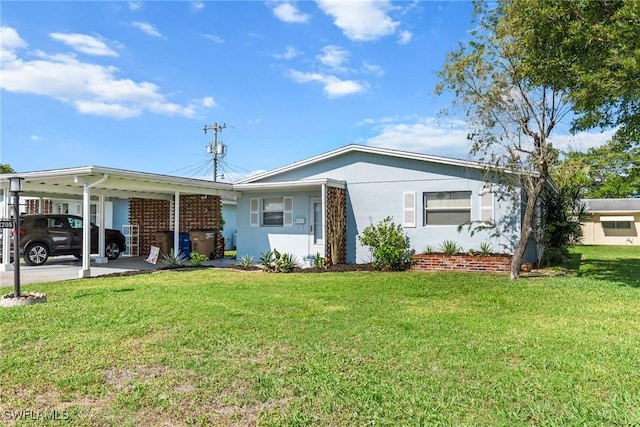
[0,166,239,278]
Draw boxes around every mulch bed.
[97,262,376,278]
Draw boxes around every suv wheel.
[24,243,49,266]
[105,241,121,260]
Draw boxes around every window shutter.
[480,190,494,223]
[250,198,259,227]
[403,192,416,227]
[283,196,293,227]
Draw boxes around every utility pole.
[203,122,227,182]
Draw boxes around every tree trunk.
[510,183,544,279]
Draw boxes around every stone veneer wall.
[129,195,224,258]
[411,254,512,273]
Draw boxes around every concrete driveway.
[0,256,236,288]
[0,256,159,288]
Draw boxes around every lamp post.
[9,177,23,298]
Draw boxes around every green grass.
[1,245,639,425]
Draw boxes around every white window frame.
[602,221,631,230]
[250,196,294,227]
[423,191,472,226]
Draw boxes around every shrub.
[439,240,462,255]
[358,216,413,271]
[190,251,209,266]
[422,245,436,255]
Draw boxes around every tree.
[498,0,640,143]
[0,164,15,173]
[554,139,640,199]
[437,1,572,279]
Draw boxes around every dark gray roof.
[582,198,640,213]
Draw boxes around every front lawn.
[1,245,639,426]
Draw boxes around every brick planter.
[411,253,512,273]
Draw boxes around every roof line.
[236,144,498,184]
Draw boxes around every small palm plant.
[236,254,256,268]
[479,241,493,256]
[162,249,189,268]
[439,240,462,255]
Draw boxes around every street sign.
[0,219,14,229]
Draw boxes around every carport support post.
[81,183,91,277]
[77,174,108,278]
[173,191,180,257]
[95,194,107,264]
[12,190,21,297]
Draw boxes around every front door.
[309,197,324,256]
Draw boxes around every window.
[250,197,293,227]
[424,191,471,225]
[602,221,631,229]
[263,198,284,226]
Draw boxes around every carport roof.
[0,166,239,200]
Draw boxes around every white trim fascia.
[235,144,521,184]
[233,178,346,192]
[0,167,241,199]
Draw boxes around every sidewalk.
[0,256,237,288]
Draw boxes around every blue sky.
[0,1,613,181]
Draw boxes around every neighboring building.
[234,145,542,265]
[580,198,640,245]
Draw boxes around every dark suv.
[17,214,126,266]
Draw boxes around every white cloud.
[398,30,412,44]
[50,33,118,57]
[131,21,162,37]
[317,45,349,71]
[30,135,43,142]
[0,27,206,119]
[361,61,384,76]
[551,129,616,153]
[273,46,301,60]
[201,34,225,44]
[316,0,399,41]
[363,117,471,159]
[191,1,205,11]
[272,2,309,24]
[201,97,217,108]
[287,69,367,98]
[362,116,616,159]
[0,26,27,52]
[128,2,141,11]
